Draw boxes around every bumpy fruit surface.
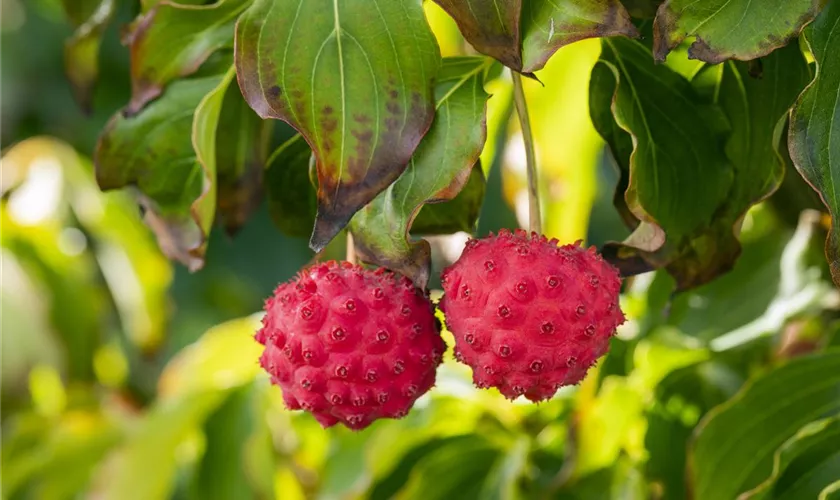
[439,230,624,401]
[255,261,445,430]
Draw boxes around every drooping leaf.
[690,349,840,500]
[590,38,732,286]
[412,162,486,235]
[125,0,251,114]
[61,0,116,113]
[433,0,637,73]
[95,67,228,271]
[191,66,238,264]
[215,79,272,234]
[789,0,840,287]
[235,0,442,251]
[652,0,822,63]
[349,57,489,288]
[264,134,318,238]
[592,38,810,289]
[740,415,840,499]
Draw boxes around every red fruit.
[440,229,624,401]
[256,261,445,430]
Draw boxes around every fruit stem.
[346,231,357,265]
[511,71,542,236]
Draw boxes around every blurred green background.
[2,1,840,499]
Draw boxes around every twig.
[511,71,542,235]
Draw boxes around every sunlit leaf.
[789,0,840,287]
[61,0,116,113]
[690,349,840,500]
[2,410,122,498]
[653,0,822,63]
[235,0,441,250]
[350,56,489,288]
[433,0,637,73]
[98,391,226,500]
[125,0,251,113]
[158,314,263,399]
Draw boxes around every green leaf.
[741,415,840,499]
[690,349,840,500]
[157,314,263,399]
[215,79,272,234]
[412,161,486,235]
[98,391,227,500]
[264,134,318,238]
[397,436,503,499]
[789,0,840,288]
[593,38,810,290]
[95,69,227,271]
[125,0,251,113]
[433,0,637,73]
[191,66,238,265]
[1,410,122,498]
[822,481,840,500]
[652,0,822,63]
[193,385,258,500]
[235,0,442,251]
[591,37,732,287]
[61,0,116,113]
[349,57,489,288]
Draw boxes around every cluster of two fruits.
[255,229,625,430]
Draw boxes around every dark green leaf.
[690,349,840,500]
[194,385,257,500]
[591,38,732,287]
[433,0,637,73]
[740,415,840,499]
[789,0,840,287]
[62,0,116,113]
[621,0,661,19]
[215,80,271,234]
[264,134,317,238]
[95,67,229,271]
[593,38,810,290]
[396,436,503,499]
[235,0,441,251]
[412,161,486,235]
[653,0,822,63]
[125,0,250,113]
[349,57,489,288]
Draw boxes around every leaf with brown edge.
[235,0,441,252]
[433,0,637,73]
[215,80,272,235]
[264,134,318,239]
[61,0,116,113]
[652,0,823,64]
[125,0,251,114]
[789,0,840,287]
[350,56,490,289]
[412,162,486,236]
[432,0,522,70]
[95,65,231,271]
